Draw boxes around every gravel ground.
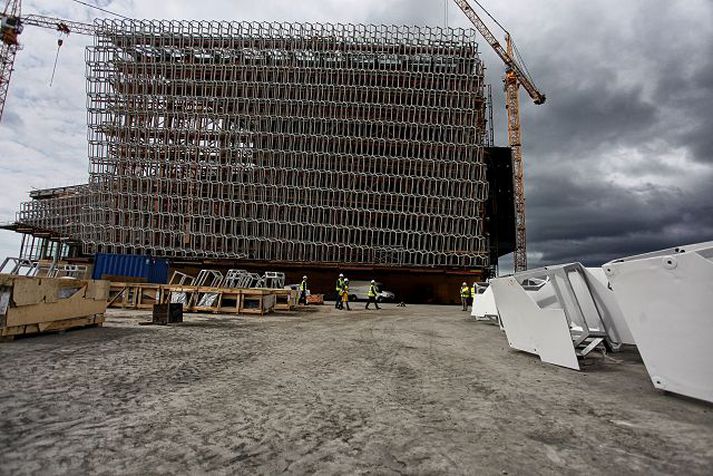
[1,304,712,475]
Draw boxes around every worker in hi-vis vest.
[341,278,351,311]
[365,280,381,310]
[335,273,345,310]
[298,275,308,305]
[460,282,470,311]
[471,282,478,307]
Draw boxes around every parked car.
[347,281,395,303]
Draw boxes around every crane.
[451,0,545,272]
[0,0,95,122]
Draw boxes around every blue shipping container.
[92,253,169,284]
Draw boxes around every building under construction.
[5,20,515,302]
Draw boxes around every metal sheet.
[471,285,499,321]
[604,241,713,403]
[586,267,635,345]
[491,277,580,370]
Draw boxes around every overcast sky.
[0,0,711,270]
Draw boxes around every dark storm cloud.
[519,1,713,266]
[372,0,713,268]
[1,0,710,268]
[527,170,713,264]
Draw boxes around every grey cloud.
[1,0,711,268]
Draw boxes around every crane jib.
[451,0,544,105]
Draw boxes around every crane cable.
[69,0,130,19]
[470,0,509,36]
[470,0,538,85]
[49,37,63,87]
[511,39,537,85]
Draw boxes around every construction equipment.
[451,0,546,272]
[0,0,94,122]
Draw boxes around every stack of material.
[0,275,108,340]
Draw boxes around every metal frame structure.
[491,263,633,370]
[15,20,494,271]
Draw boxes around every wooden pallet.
[0,313,104,341]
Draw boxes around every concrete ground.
[1,304,712,475]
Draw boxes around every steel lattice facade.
[17,20,493,269]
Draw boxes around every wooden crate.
[109,283,162,309]
[108,282,278,316]
[152,303,183,324]
[274,289,299,311]
[240,289,277,315]
[0,274,108,340]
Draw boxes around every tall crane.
[451,0,545,272]
[0,0,95,122]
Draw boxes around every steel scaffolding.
[18,20,492,269]
[17,184,89,240]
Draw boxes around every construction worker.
[365,280,381,310]
[335,273,345,310]
[341,278,351,311]
[298,275,308,305]
[471,282,478,307]
[460,282,470,311]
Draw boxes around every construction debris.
[108,268,299,315]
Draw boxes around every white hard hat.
[462,282,467,285]
[302,275,307,280]
[371,279,375,283]
[344,278,349,282]
[339,273,344,277]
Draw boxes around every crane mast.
[504,34,526,273]
[0,0,22,121]
[451,0,545,272]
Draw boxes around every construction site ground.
[1,304,712,474]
